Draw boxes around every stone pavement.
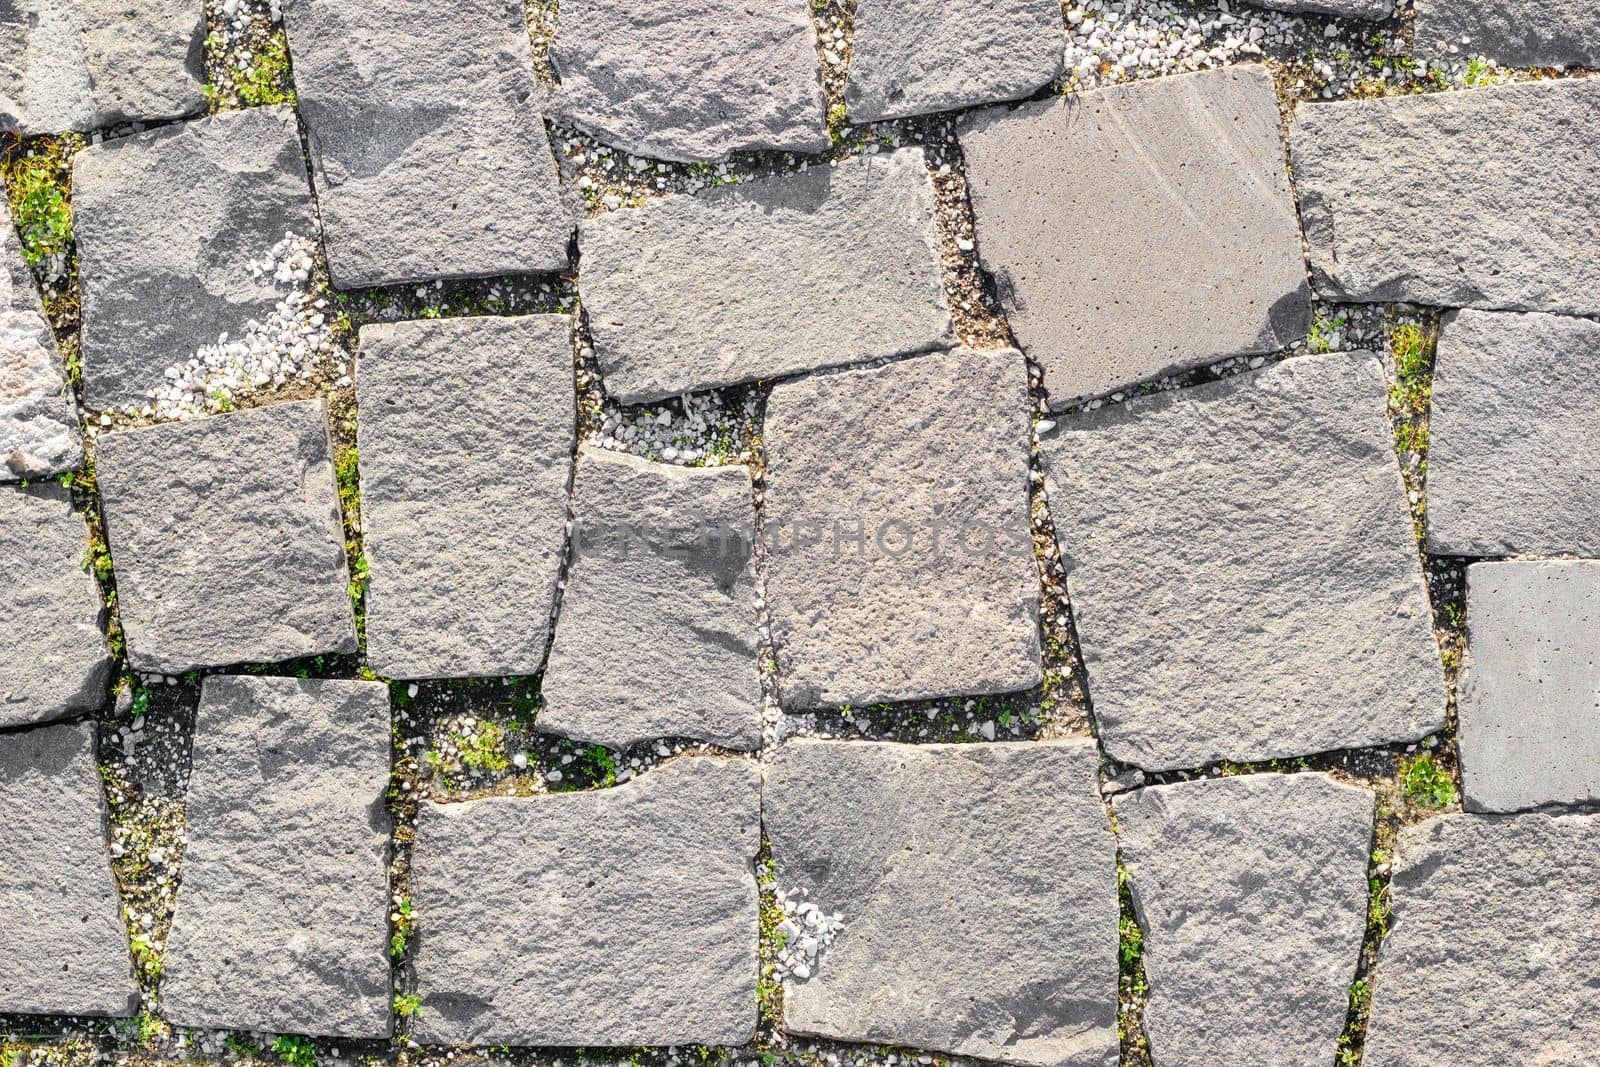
[2,1,1598,1066]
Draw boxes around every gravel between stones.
[1,197,80,480]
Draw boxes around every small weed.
[390,895,415,960]
[1400,753,1456,810]
[1306,311,1348,354]
[237,36,296,107]
[1,136,78,268]
[826,102,848,143]
[271,1035,317,1067]
[393,993,422,1018]
[459,722,509,774]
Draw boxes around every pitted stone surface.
[0,484,111,728]
[958,64,1309,405]
[549,0,828,162]
[411,757,760,1047]
[94,399,355,674]
[1424,309,1600,556]
[282,0,571,287]
[1414,0,1600,67]
[1042,351,1444,772]
[1245,0,1394,17]
[0,0,204,135]
[1292,78,1600,313]
[73,105,318,411]
[762,347,1039,710]
[844,0,1063,122]
[357,316,573,679]
[1364,813,1600,1066]
[764,739,1118,1067]
[0,721,137,1018]
[541,449,760,750]
[160,676,390,1037]
[1458,561,1600,813]
[1,197,80,480]
[579,148,951,404]
[1114,773,1374,1066]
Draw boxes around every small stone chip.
[159,676,391,1037]
[541,449,761,750]
[1114,773,1375,1066]
[73,106,319,411]
[95,399,355,674]
[411,757,760,1047]
[284,0,571,286]
[579,147,951,404]
[1424,309,1600,557]
[1458,561,1600,813]
[1,197,80,481]
[763,347,1040,710]
[1043,351,1444,772]
[1413,0,1600,68]
[1364,813,1600,1065]
[764,739,1119,1067]
[1292,78,1600,314]
[844,0,1063,122]
[549,0,828,162]
[959,64,1309,405]
[357,315,574,679]
[0,484,111,728]
[0,721,138,1018]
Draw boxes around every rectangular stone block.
[1292,78,1600,313]
[578,148,952,404]
[1413,0,1600,67]
[159,675,391,1037]
[2,195,81,481]
[411,757,760,1047]
[357,315,574,679]
[95,399,356,673]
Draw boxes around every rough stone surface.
[0,721,138,1018]
[1114,773,1374,1066]
[412,757,760,1047]
[1292,78,1600,313]
[579,148,951,404]
[1,197,80,480]
[549,0,828,162]
[1245,0,1394,18]
[541,449,760,749]
[1424,309,1600,556]
[94,399,355,674]
[1457,561,1600,813]
[283,0,571,287]
[1043,351,1444,772]
[959,64,1309,405]
[763,347,1039,710]
[764,739,1118,1067]
[72,105,318,411]
[0,0,204,135]
[1364,812,1600,1066]
[0,485,111,728]
[1413,0,1600,67]
[844,0,1063,122]
[159,675,391,1037]
[357,316,573,679]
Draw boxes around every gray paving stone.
[959,64,1309,406]
[357,315,573,679]
[1457,561,1600,813]
[764,738,1118,1067]
[2,197,80,480]
[95,399,355,674]
[763,347,1039,710]
[1042,351,1444,772]
[1414,0,1600,67]
[1364,812,1600,1066]
[1292,78,1600,313]
[411,756,760,1047]
[0,0,204,135]
[844,0,1063,122]
[1245,0,1394,17]
[1114,773,1374,1066]
[159,676,390,1036]
[73,105,318,411]
[283,0,571,287]
[0,721,138,1018]
[1424,309,1600,557]
[579,148,951,404]
[541,449,760,750]
[1,484,111,728]
[549,0,828,162]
